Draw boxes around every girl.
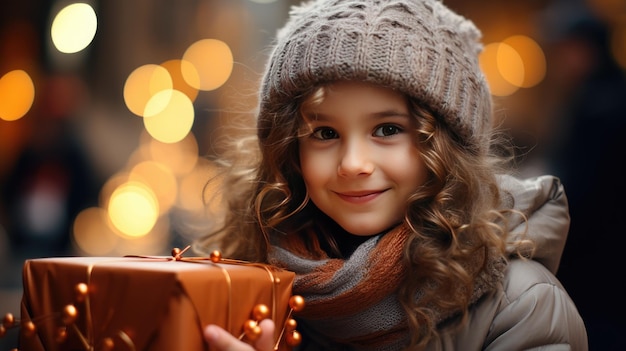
[196,0,588,350]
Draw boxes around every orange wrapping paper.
[19,256,296,351]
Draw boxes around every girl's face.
[298,81,428,236]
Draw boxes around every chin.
[338,220,402,237]
[340,223,390,237]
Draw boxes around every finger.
[204,324,254,351]
[254,319,276,351]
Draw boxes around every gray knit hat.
[259,0,493,151]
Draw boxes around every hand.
[204,319,276,351]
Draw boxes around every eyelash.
[310,124,404,140]
[374,124,403,137]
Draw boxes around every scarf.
[268,226,507,350]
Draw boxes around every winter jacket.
[425,175,588,350]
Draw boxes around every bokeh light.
[182,39,233,91]
[50,3,98,54]
[128,161,178,216]
[0,70,35,121]
[99,172,129,211]
[143,89,195,143]
[503,35,546,88]
[480,43,520,97]
[123,64,173,117]
[160,59,200,103]
[479,36,547,97]
[496,42,525,88]
[107,181,159,238]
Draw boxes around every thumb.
[254,319,276,351]
[204,321,276,351]
[204,324,255,351]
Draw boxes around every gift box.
[12,249,302,351]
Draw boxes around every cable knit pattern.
[259,0,492,152]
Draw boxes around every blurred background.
[1,0,625,349]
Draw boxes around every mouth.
[335,189,387,203]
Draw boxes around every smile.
[335,190,386,204]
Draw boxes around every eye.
[373,124,402,137]
[312,127,338,140]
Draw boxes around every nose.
[337,139,374,177]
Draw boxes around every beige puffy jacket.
[426,175,588,351]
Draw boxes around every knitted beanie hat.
[258,0,493,151]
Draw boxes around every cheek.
[392,147,428,187]
[299,149,328,186]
